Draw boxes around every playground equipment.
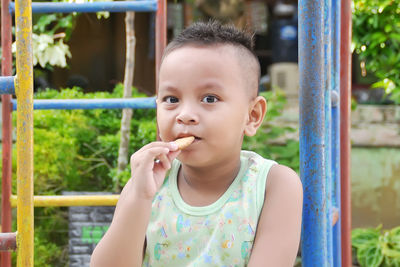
[299,0,352,266]
[0,0,352,266]
[0,1,165,266]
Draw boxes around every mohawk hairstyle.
[163,20,256,59]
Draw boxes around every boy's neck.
[177,155,241,207]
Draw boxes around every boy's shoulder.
[265,162,302,196]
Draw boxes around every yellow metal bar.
[15,0,34,265]
[10,195,120,207]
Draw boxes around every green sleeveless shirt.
[142,151,277,267]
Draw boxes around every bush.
[28,84,156,192]
[352,225,400,267]
[352,0,400,103]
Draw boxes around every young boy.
[91,21,302,267]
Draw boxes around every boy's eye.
[201,95,219,103]
[164,96,179,103]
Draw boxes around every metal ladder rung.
[0,76,15,95]
[11,97,156,110]
[9,1,158,14]
[0,232,17,251]
[10,195,119,207]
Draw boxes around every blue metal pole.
[0,76,15,94]
[324,0,333,265]
[299,0,328,265]
[332,0,342,265]
[9,1,157,14]
[11,97,156,111]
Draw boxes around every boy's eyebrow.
[158,85,179,94]
[196,81,226,92]
[200,81,223,89]
[159,81,225,94]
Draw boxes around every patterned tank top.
[142,151,277,267]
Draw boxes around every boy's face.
[157,45,256,167]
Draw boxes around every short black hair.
[162,20,260,95]
[164,20,255,53]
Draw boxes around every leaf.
[352,227,380,249]
[384,24,392,33]
[383,257,400,267]
[372,79,395,93]
[57,15,74,29]
[389,33,400,43]
[382,244,400,258]
[371,32,387,43]
[357,242,384,267]
[33,14,57,33]
[389,226,400,237]
[388,227,400,252]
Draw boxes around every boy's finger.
[155,153,171,170]
[137,141,178,153]
[132,146,169,167]
[167,150,181,162]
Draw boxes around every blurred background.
[1,0,399,266]
[10,0,400,237]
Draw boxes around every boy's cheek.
[157,123,171,142]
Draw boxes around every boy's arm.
[90,142,180,267]
[248,164,303,267]
[90,178,151,267]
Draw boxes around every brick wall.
[64,192,115,267]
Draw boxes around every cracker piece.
[174,136,195,150]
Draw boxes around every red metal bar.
[340,0,352,266]
[155,0,167,89]
[0,233,17,251]
[155,0,166,140]
[1,0,14,264]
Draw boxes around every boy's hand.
[92,141,180,267]
[128,141,180,201]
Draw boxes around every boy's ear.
[244,96,267,137]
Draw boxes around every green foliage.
[12,230,65,267]
[10,209,68,266]
[9,0,111,70]
[7,85,155,265]
[14,11,77,69]
[352,225,400,267]
[34,13,76,40]
[26,84,156,192]
[32,231,65,267]
[242,91,299,172]
[352,0,400,103]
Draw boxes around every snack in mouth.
[174,136,195,150]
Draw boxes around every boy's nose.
[176,107,199,125]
